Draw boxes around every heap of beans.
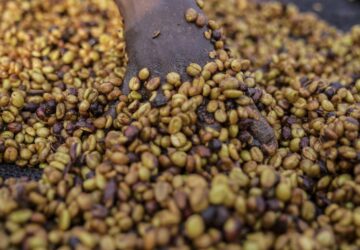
[0,0,359,249]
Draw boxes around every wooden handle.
[114,0,162,31]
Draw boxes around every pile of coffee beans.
[0,0,359,249]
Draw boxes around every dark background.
[280,0,360,31]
